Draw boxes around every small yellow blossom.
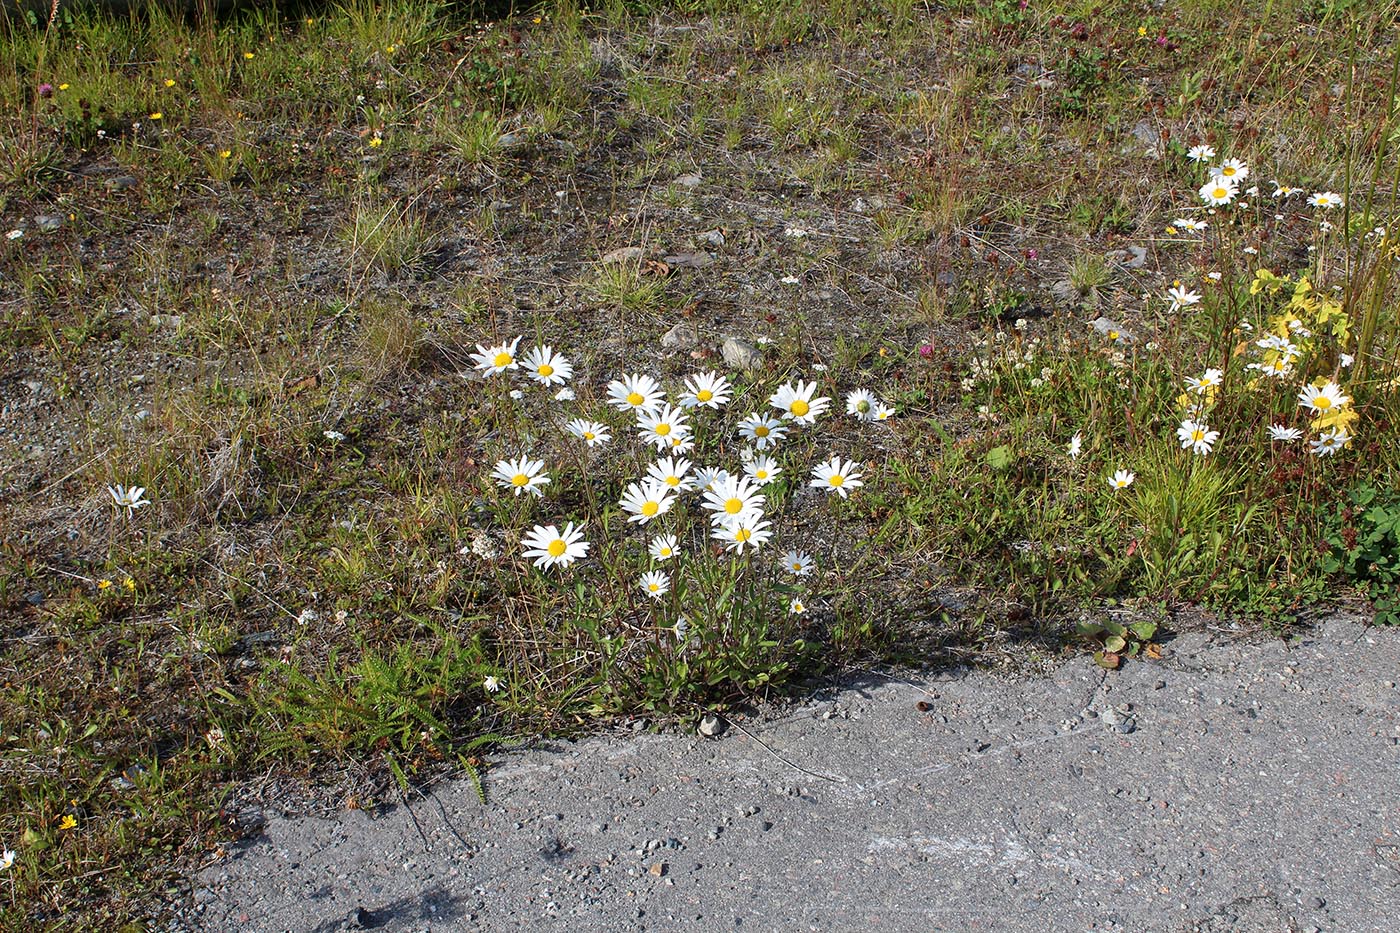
[218,149,232,159]
[149,112,163,120]
[123,577,136,593]
[164,78,175,88]
[59,815,77,831]
[98,579,113,590]
[385,44,396,53]
[1138,26,1147,36]
[243,51,255,59]
[58,83,69,90]
[369,136,383,148]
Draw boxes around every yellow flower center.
[547,540,567,557]
[627,391,644,406]
[755,470,768,480]
[696,389,713,402]
[583,431,595,440]
[665,476,680,487]
[659,547,672,557]
[494,352,512,367]
[792,563,802,571]
[790,399,810,417]
[1213,187,1228,200]
[537,363,554,377]
[1314,395,1332,410]
[725,498,744,514]
[655,423,671,435]
[511,473,529,486]
[735,528,752,542]
[754,425,770,437]
[1221,166,1236,177]
[641,501,659,516]
[1191,430,1205,442]
[649,584,660,592]
[828,474,845,487]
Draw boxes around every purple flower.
[37,83,54,98]
[918,343,935,359]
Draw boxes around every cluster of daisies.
[1185,146,1341,211]
[472,335,889,615]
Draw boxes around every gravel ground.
[194,614,1400,932]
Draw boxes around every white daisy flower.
[521,345,573,385]
[1108,469,1135,490]
[693,467,731,493]
[1172,218,1208,233]
[649,534,680,562]
[1297,381,1349,414]
[1176,419,1220,455]
[809,456,863,498]
[769,380,830,424]
[701,474,766,524]
[782,550,815,576]
[636,404,690,452]
[1309,427,1350,456]
[1166,284,1202,311]
[737,412,789,450]
[678,371,732,410]
[639,570,670,600]
[1268,424,1303,442]
[664,433,696,456]
[873,403,895,421]
[108,484,151,514]
[788,597,807,614]
[606,373,664,414]
[646,456,694,492]
[1186,144,1215,162]
[1308,191,1343,209]
[711,514,774,553]
[491,457,550,497]
[323,430,346,442]
[1209,158,1249,182]
[470,336,523,375]
[743,455,782,485]
[619,480,676,525]
[1199,178,1238,206]
[1271,181,1300,198]
[1185,369,1223,394]
[521,522,589,570]
[845,388,880,421]
[565,419,611,448]
[483,675,502,693]
[1067,433,1083,459]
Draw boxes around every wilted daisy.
[649,534,680,562]
[782,550,815,576]
[788,597,808,615]
[1186,144,1216,162]
[711,514,774,553]
[470,336,522,375]
[606,373,664,414]
[1308,191,1343,209]
[1268,424,1303,442]
[637,404,690,451]
[845,389,880,421]
[1271,181,1301,198]
[769,380,830,424]
[743,455,782,485]
[1309,427,1351,456]
[565,419,611,447]
[108,484,151,514]
[521,522,589,570]
[672,617,689,642]
[1176,419,1220,455]
[639,571,670,600]
[521,345,573,385]
[810,456,863,498]
[702,474,766,524]
[483,675,502,693]
[1166,284,1202,312]
[554,387,576,401]
[492,457,550,497]
[1298,381,1349,414]
[619,480,676,524]
[1108,469,1135,490]
[737,412,789,450]
[1067,433,1083,459]
[1186,369,1223,394]
[1199,178,1237,206]
[679,371,732,410]
[1210,158,1249,182]
[646,456,693,492]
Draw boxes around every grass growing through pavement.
[3,0,1400,923]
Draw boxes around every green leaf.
[1128,620,1158,640]
[1104,635,1127,653]
[986,445,1014,470]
